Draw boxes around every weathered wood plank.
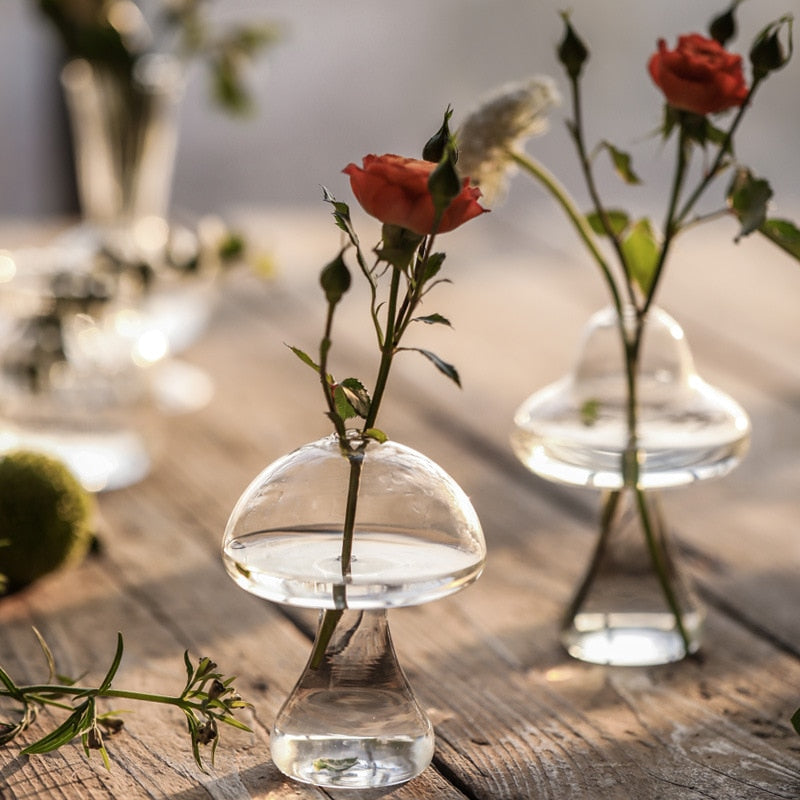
[2,209,799,798]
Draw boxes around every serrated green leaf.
[333,386,358,421]
[287,344,321,374]
[758,218,800,260]
[621,218,660,295]
[339,378,371,418]
[586,209,630,238]
[413,313,452,326]
[600,141,641,185]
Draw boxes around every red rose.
[648,34,748,115]
[343,154,486,235]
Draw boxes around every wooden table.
[2,206,799,798]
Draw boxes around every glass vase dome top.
[511,306,751,490]
[222,433,486,609]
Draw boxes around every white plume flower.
[457,76,561,204]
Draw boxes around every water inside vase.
[222,527,483,608]
[271,688,434,789]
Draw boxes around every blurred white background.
[2,0,798,227]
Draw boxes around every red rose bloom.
[648,33,748,115]
[343,154,487,236]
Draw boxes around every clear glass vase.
[512,306,750,665]
[271,608,435,790]
[560,486,703,666]
[0,245,154,492]
[222,432,485,789]
[59,55,218,360]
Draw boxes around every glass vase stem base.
[561,609,703,666]
[560,487,704,667]
[270,609,434,790]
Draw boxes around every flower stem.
[310,260,405,671]
[633,487,692,653]
[509,150,624,318]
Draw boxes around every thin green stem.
[364,264,403,432]
[634,488,692,654]
[310,258,406,671]
[568,76,637,309]
[562,489,622,628]
[509,150,624,318]
[2,685,208,712]
[642,122,690,317]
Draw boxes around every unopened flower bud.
[709,3,738,46]
[197,719,218,745]
[428,149,462,220]
[558,13,589,80]
[422,106,456,163]
[320,250,351,305]
[87,726,104,750]
[750,22,790,80]
[208,679,226,701]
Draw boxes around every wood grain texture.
[1,209,799,798]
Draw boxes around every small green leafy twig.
[0,629,251,771]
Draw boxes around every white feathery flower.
[457,76,561,204]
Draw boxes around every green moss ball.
[0,451,94,594]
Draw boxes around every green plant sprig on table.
[0,629,251,770]
[287,110,486,667]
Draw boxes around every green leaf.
[621,218,660,295]
[727,168,773,239]
[404,348,461,387]
[183,651,194,686]
[758,218,800,260]
[422,251,446,282]
[792,707,800,736]
[600,141,641,185]
[98,634,124,693]
[31,627,57,684]
[586,209,630,238]
[363,428,388,443]
[23,704,89,754]
[413,313,452,326]
[313,757,359,772]
[338,378,371,419]
[580,398,600,426]
[287,344,321,374]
